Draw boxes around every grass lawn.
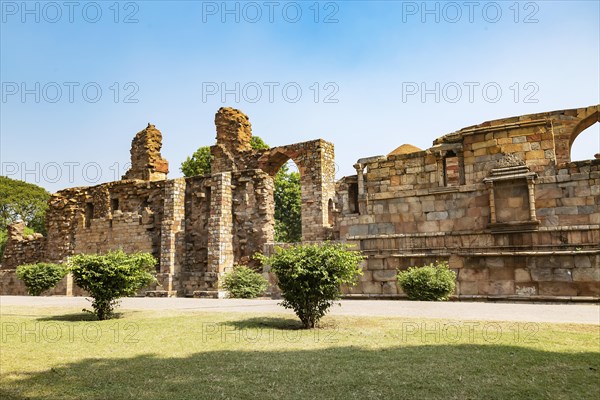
[1,306,599,400]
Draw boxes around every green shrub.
[262,243,364,328]
[16,263,68,296]
[223,265,269,298]
[69,250,157,320]
[396,261,456,301]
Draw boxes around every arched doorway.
[258,139,336,242]
[273,159,302,243]
[570,120,599,161]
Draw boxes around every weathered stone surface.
[373,270,397,282]
[2,105,599,300]
[122,124,169,181]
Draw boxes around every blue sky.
[1,0,599,192]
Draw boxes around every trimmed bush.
[15,263,68,296]
[69,250,157,320]
[223,265,269,298]
[262,243,364,328]
[397,261,456,301]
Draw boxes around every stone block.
[538,282,578,296]
[486,257,505,268]
[515,284,537,296]
[514,268,531,282]
[362,281,383,294]
[458,281,480,295]
[575,282,600,296]
[487,281,514,295]
[459,268,488,282]
[574,255,592,268]
[489,266,513,281]
[553,268,573,282]
[530,268,553,282]
[448,254,463,269]
[373,270,398,282]
[382,281,398,295]
[386,257,400,269]
[572,268,600,282]
[368,258,385,270]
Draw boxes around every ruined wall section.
[177,176,211,295]
[1,221,46,269]
[68,181,165,258]
[338,105,599,299]
[232,170,275,268]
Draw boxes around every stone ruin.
[1,105,599,300]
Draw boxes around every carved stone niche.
[483,154,539,233]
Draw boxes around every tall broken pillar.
[122,123,169,181]
[210,107,257,173]
[205,172,234,298]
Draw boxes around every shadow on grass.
[36,312,126,322]
[224,316,305,330]
[2,345,598,400]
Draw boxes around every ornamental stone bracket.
[483,154,539,233]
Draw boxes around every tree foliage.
[396,261,456,301]
[69,250,157,320]
[180,136,302,242]
[0,176,50,233]
[222,265,269,298]
[261,243,364,328]
[16,263,68,296]
[180,146,212,177]
[274,165,302,242]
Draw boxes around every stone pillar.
[207,172,234,294]
[527,178,537,221]
[486,181,496,224]
[159,178,186,295]
[354,163,367,215]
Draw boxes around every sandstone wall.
[1,221,46,269]
[337,105,600,300]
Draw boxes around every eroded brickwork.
[122,124,169,181]
[1,107,336,297]
[2,105,597,300]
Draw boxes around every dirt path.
[2,296,599,324]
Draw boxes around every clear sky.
[1,0,599,192]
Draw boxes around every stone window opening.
[111,198,119,212]
[85,203,94,228]
[273,159,302,243]
[140,197,150,211]
[327,199,335,226]
[443,152,460,187]
[348,181,359,214]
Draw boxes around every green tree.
[69,250,157,320]
[274,165,302,242]
[0,176,50,233]
[0,177,50,259]
[259,243,364,328]
[180,136,270,177]
[180,136,302,242]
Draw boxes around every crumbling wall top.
[122,123,169,181]
[215,107,253,153]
